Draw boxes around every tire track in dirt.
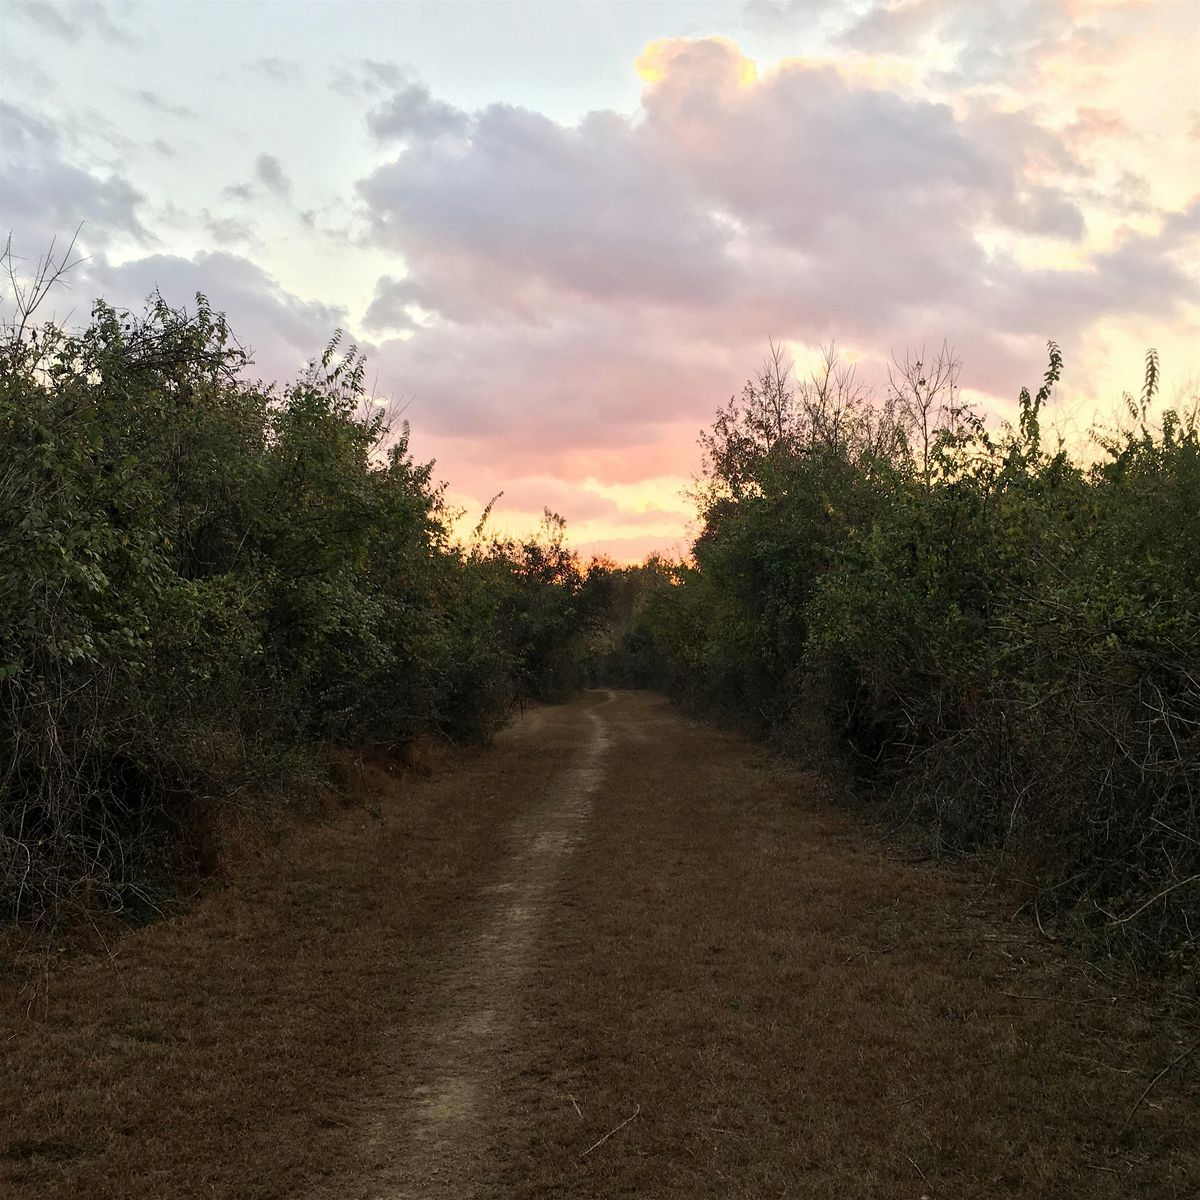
[360,694,612,1199]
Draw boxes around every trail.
[358,695,611,1198]
[5,692,1197,1200]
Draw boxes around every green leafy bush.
[600,342,1199,966]
[1,290,584,922]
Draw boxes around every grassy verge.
[0,723,557,1199]
[3,692,1196,1198]
[497,693,1199,1199]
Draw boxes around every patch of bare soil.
[338,695,610,1199]
[4,691,1197,1199]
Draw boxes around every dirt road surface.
[4,691,1197,1199]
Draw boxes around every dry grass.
[491,693,1198,1199]
[3,691,1197,1198]
[0,719,559,1199]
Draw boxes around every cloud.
[345,33,1197,544]
[356,37,1148,343]
[363,275,422,333]
[640,41,997,248]
[252,57,300,84]
[841,0,1084,87]
[1,55,54,90]
[985,201,1200,338]
[1064,107,1128,151]
[367,85,468,142]
[573,532,693,564]
[330,59,407,100]
[217,155,293,205]
[221,181,256,203]
[453,475,689,529]
[358,96,737,318]
[133,89,197,120]
[369,300,747,487]
[0,101,152,254]
[203,213,256,244]
[743,0,868,35]
[254,153,292,198]
[11,0,129,44]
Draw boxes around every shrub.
[602,342,1199,966]
[0,287,585,922]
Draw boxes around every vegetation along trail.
[5,692,1198,1199]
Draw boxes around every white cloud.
[0,101,152,255]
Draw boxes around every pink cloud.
[352,37,1194,552]
[14,17,1195,563]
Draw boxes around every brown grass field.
[2,691,1197,1198]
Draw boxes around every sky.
[2,0,1198,561]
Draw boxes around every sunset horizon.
[4,0,1198,562]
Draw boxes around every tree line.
[584,342,1199,968]
[4,266,1196,970]
[1,286,587,923]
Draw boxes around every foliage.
[594,343,1199,967]
[0,286,584,922]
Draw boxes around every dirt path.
[4,691,1198,1199]
[356,696,611,1198]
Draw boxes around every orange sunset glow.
[4,0,1198,559]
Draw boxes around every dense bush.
[592,343,1199,965]
[0,291,584,922]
